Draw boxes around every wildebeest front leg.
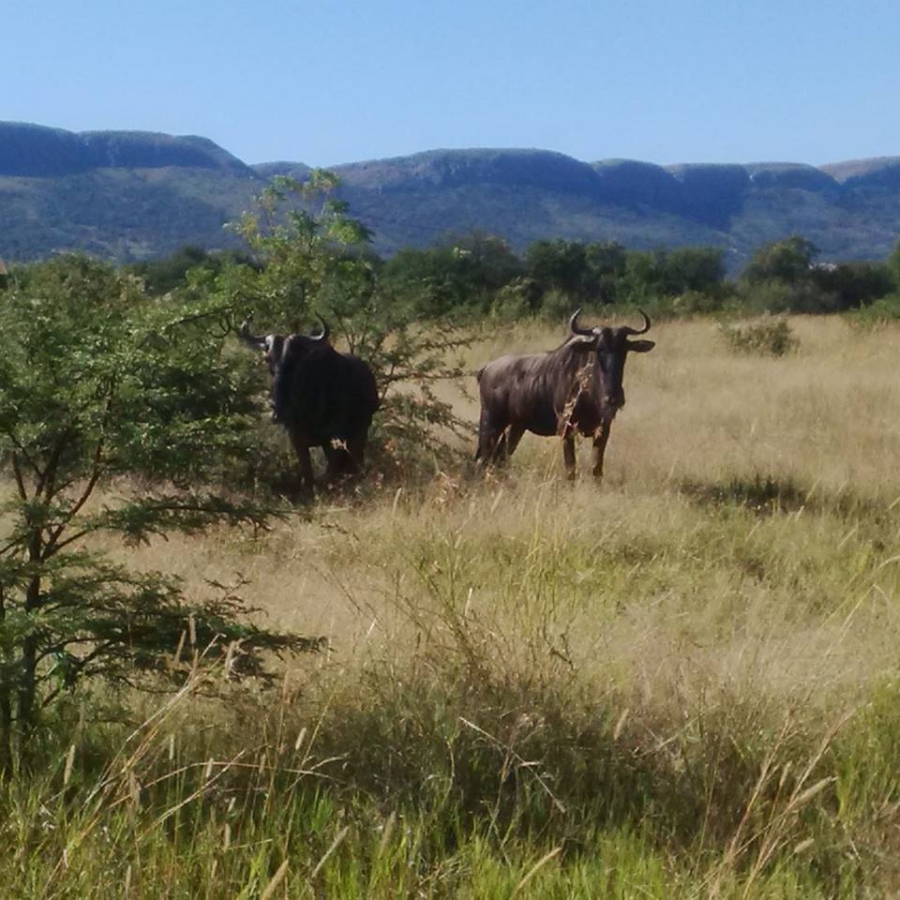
[591,421,612,479]
[288,433,316,498]
[562,433,577,480]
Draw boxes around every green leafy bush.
[843,293,900,329]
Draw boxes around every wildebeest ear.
[628,339,655,353]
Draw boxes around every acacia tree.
[0,256,312,771]
[219,172,474,483]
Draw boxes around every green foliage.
[718,315,800,357]
[621,246,727,305]
[379,237,730,320]
[490,276,545,319]
[126,245,258,296]
[810,260,895,310]
[885,238,900,285]
[0,255,313,771]
[664,245,727,292]
[734,236,863,314]
[381,232,524,319]
[376,233,896,320]
[524,239,593,300]
[843,293,900,328]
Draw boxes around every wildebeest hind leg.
[475,416,506,465]
[487,424,524,466]
[504,424,525,461]
[321,432,366,487]
[487,427,517,466]
[288,434,316,499]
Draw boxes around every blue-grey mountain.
[1,122,898,270]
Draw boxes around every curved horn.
[311,314,330,342]
[623,309,651,336]
[569,309,595,337]
[237,320,267,349]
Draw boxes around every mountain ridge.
[1,122,898,269]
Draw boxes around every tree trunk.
[0,593,11,775]
[16,531,43,741]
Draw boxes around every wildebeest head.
[567,308,655,413]
[238,317,331,376]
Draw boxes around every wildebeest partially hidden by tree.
[238,318,379,497]
[475,310,655,480]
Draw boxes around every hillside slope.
[0,123,263,260]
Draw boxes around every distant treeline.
[126,232,900,320]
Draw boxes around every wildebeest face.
[572,324,655,412]
[599,329,655,410]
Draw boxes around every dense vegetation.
[130,225,900,321]
[2,172,900,895]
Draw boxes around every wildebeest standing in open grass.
[475,310,655,480]
[238,318,379,497]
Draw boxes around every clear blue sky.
[5,0,897,168]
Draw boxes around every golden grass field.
[16,314,900,897]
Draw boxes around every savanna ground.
[6,315,900,898]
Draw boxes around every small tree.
[737,236,834,313]
[381,232,523,319]
[740,236,819,286]
[0,256,311,771]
